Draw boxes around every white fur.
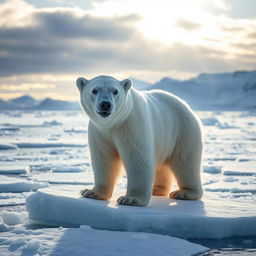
[77,75,203,206]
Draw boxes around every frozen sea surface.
[0,110,255,255]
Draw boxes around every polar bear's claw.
[169,189,202,200]
[80,189,98,199]
[80,189,88,196]
[117,196,138,206]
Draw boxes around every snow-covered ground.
[0,110,255,255]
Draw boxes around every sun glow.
[90,0,226,46]
[134,0,202,44]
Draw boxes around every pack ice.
[1,108,255,255]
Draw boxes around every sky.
[0,0,255,100]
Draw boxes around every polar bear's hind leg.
[169,142,203,200]
[153,164,174,196]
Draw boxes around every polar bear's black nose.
[99,101,112,111]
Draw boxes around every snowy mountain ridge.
[150,70,256,110]
[8,95,40,108]
[0,95,81,111]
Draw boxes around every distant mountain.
[0,96,80,111]
[36,98,80,110]
[150,70,256,110]
[8,95,40,108]
[130,78,151,90]
[0,99,17,110]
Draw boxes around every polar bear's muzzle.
[97,100,112,118]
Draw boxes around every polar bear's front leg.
[81,126,122,201]
[117,143,154,206]
[81,148,121,200]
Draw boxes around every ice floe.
[0,192,31,206]
[42,120,62,126]
[27,164,88,173]
[0,143,18,150]
[0,166,29,175]
[203,165,222,174]
[201,117,222,127]
[14,142,85,148]
[204,179,256,194]
[26,186,256,239]
[0,176,49,193]
[27,172,93,185]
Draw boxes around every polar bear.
[76,75,203,206]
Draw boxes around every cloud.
[0,0,255,81]
[35,11,139,40]
[247,31,256,40]
[0,83,55,91]
[118,40,238,73]
[0,0,34,27]
[0,1,141,76]
[232,42,256,51]
[175,19,202,31]
[221,25,244,32]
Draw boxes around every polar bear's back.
[144,89,193,115]
[135,89,202,164]
[146,88,201,130]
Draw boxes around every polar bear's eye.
[113,90,118,95]
[92,89,98,94]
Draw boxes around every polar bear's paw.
[80,189,108,200]
[169,189,202,200]
[117,196,139,206]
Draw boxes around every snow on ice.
[0,210,27,226]
[0,166,29,175]
[26,172,94,185]
[27,163,89,173]
[0,192,31,207]
[0,176,49,193]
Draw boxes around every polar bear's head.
[76,75,132,124]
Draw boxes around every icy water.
[0,110,255,255]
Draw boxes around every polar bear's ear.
[120,79,132,92]
[76,77,88,92]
